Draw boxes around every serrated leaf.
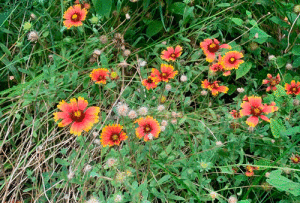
[273,85,286,97]
[236,62,252,79]
[270,118,286,138]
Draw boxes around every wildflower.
[200,38,231,62]
[128,110,137,119]
[228,196,238,203]
[115,172,126,183]
[142,76,159,90]
[125,13,131,20]
[100,124,127,147]
[106,158,117,167]
[93,49,102,57]
[138,59,147,67]
[100,35,108,44]
[286,63,293,70]
[157,105,165,112]
[83,164,92,173]
[230,110,241,119]
[180,75,188,82]
[86,196,100,203]
[151,64,178,82]
[221,51,244,70]
[148,133,154,140]
[74,0,90,10]
[123,49,131,57]
[161,120,168,126]
[209,55,231,76]
[268,55,276,61]
[48,54,54,61]
[161,45,183,61]
[291,154,300,164]
[94,139,101,145]
[9,76,14,80]
[114,194,123,202]
[262,73,280,92]
[237,87,244,93]
[118,61,129,68]
[116,102,129,116]
[201,79,229,96]
[245,165,259,177]
[242,95,249,102]
[90,68,109,84]
[160,126,166,131]
[171,118,177,124]
[165,84,172,91]
[285,80,300,95]
[23,22,32,30]
[216,141,223,146]
[63,5,88,29]
[138,107,148,116]
[28,31,39,42]
[209,191,218,200]
[239,96,278,127]
[135,116,161,141]
[53,97,100,136]
[110,70,119,80]
[201,90,208,96]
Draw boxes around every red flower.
[262,73,280,92]
[200,38,231,62]
[53,97,100,136]
[101,124,127,147]
[239,96,278,127]
[285,80,300,95]
[245,165,259,177]
[142,76,159,90]
[221,51,244,70]
[151,64,178,82]
[74,0,90,9]
[161,45,182,61]
[230,110,241,119]
[243,95,249,102]
[63,4,88,29]
[291,154,300,164]
[135,116,161,141]
[201,79,229,96]
[209,55,231,76]
[90,68,109,84]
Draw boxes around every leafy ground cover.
[1,0,300,202]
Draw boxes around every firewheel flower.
[53,97,100,136]
[161,45,183,61]
[135,116,161,141]
[200,38,231,62]
[90,68,110,84]
[209,55,231,76]
[230,110,241,119]
[142,76,159,90]
[201,79,229,96]
[239,96,278,127]
[221,51,244,70]
[101,124,128,147]
[285,80,300,95]
[63,4,88,29]
[290,154,300,164]
[74,0,90,9]
[262,73,281,92]
[151,64,178,82]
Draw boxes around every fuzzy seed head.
[114,194,123,202]
[94,139,101,145]
[99,35,108,44]
[28,31,39,42]
[180,75,187,82]
[165,84,172,91]
[216,141,223,146]
[128,110,137,119]
[138,107,148,116]
[228,196,238,203]
[160,126,166,131]
[161,120,168,126]
[286,63,293,70]
[201,90,208,96]
[93,49,102,57]
[210,191,218,199]
[125,13,131,20]
[84,164,92,173]
[237,87,245,93]
[171,118,177,124]
[157,105,165,112]
[268,55,276,61]
[116,102,129,116]
[118,61,129,68]
[293,99,300,106]
[106,158,117,168]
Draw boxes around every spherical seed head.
[286,63,293,70]
[92,132,99,137]
[201,90,208,96]
[171,112,177,118]
[9,76,14,80]
[93,49,102,56]
[293,99,300,106]
[107,158,117,167]
[138,59,147,67]
[265,172,270,178]
[171,118,177,124]
[271,139,275,143]
[228,196,238,203]
[157,105,165,112]
[237,87,245,93]
[114,33,123,39]
[180,75,187,82]
[67,171,74,180]
[94,139,101,145]
[48,54,54,61]
[148,133,154,140]
[28,30,39,42]
[160,126,166,131]
[161,120,168,126]
[165,84,172,91]
[86,196,100,203]
[128,110,137,119]
[294,5,300,13]
[249,42,259,50]
[268,55,276,61]
[123,49,131,57]
[125,13,130,20]
[116,102,129,116]
[210,191,218,199]
[254,33,259,39]
[99,35,108,44]
[30,13,36,20]
[84,164,92,173]
[138,107,148,116]
[118,61,129,68]
[161,41,167,45]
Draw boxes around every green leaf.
[0,12,10,27]
[292,45,300,55]
[273,85,287,97]
[292,57,300,67]
[249,27,270,44]
[146,21,163,37]
[236,62,252,79]
[92,0,112,18]
[216,3,230,7]
[100,54,109,68]
[0,43,11,56]
[169,2,186,15]
[270,118,286,138]
[55,158,70,166]
[231,18,243,26]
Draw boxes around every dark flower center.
[251,107,262,116]
[111,134,119,141]
[207,42,219,53]
[292,87,298,93]
[144,124,152,133]
[147,78,154,83]
[161,72,168,78]
[71,13,81,22]
[71,110,85,122]
[270,78,278,86]
[228,57,236,64]
[98,75,106,81]
[170,53,176,58]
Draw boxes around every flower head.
[291,154,300,164]
[209,55,231,76]
[116,102,129,116]
[161,45,183,61]
[230,110,241,119]
[180,75,188,82]
[100,124,127,147]
[128,110,137,119]
[142,76,159,90]
[53,97,100,136]
[200,38,231,62]
[262,73,281,92]
[135,116,161,141]
[106,158,117,168]
[28,31,39,42]
[285,80,300,95]
[157,105,165,112]
[138,107,148,116]
[209,191,218,199]
[161,120,168,126]
[201,79,229,96]
[151,64,178,82]
[245,165,259,177]
[165,84,172,91]
[110,70,119,80]
[90,68,109,84]
[228,196,238,203]
[63,4,88,29]
[74,0,90,10]
[221,51,244,70]
[114,194,123,202]
[239,96,278,127]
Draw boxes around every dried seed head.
[28,31,39,43]
[114,33,123,40]
[84,164,92,173]
[165,84,172,91]
[125,13,131,20]
[161,120,168,126]
[293,99,300,106]
[106,158,117,168]
[161,41,167,45]
[201,90,208,96]
[228,196,238,203]
[116,102,129,116]
[9,76,14,80]
[114,194,123,202]
[237,87,245,93]
[171,118,177,124]
[157,105,165,112]
[93,49,102,57]
[30,13,36,20]
[67,170,75,180]
[268,55,276,61]
[94,139,101,145]
[216,141,223,146]
[93,131,99,137]
[210,191,218,199]
[160,126,166,131]
[99,35,108,44]
[180,75,187,82]
[123,49,131,57]
[118,61,129,68]
[265,172,270,178]
[286,63,293,70]
[138,107,148,116]
[128,110,137,119]
[48,54,54,61]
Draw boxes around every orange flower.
[151,64,178,82]
[285,80,300,95]
[100,124,127,147]
[53,97,100,136]
[262,73,280,92]
[201,79,229,96]
[142,76,159,90]
[200,38,231,62]
[290,154,300,164]
[209,55,231,76]
[135,116,161,141]
[230,110,241,119]
[221,51,244,70]
[242,95,249,102]
[74,0,90,9]
[90,68,109,84]
[245,165,259,177]
[161,45,182,61]
[63,4,88,29]
[239,96,278,127]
